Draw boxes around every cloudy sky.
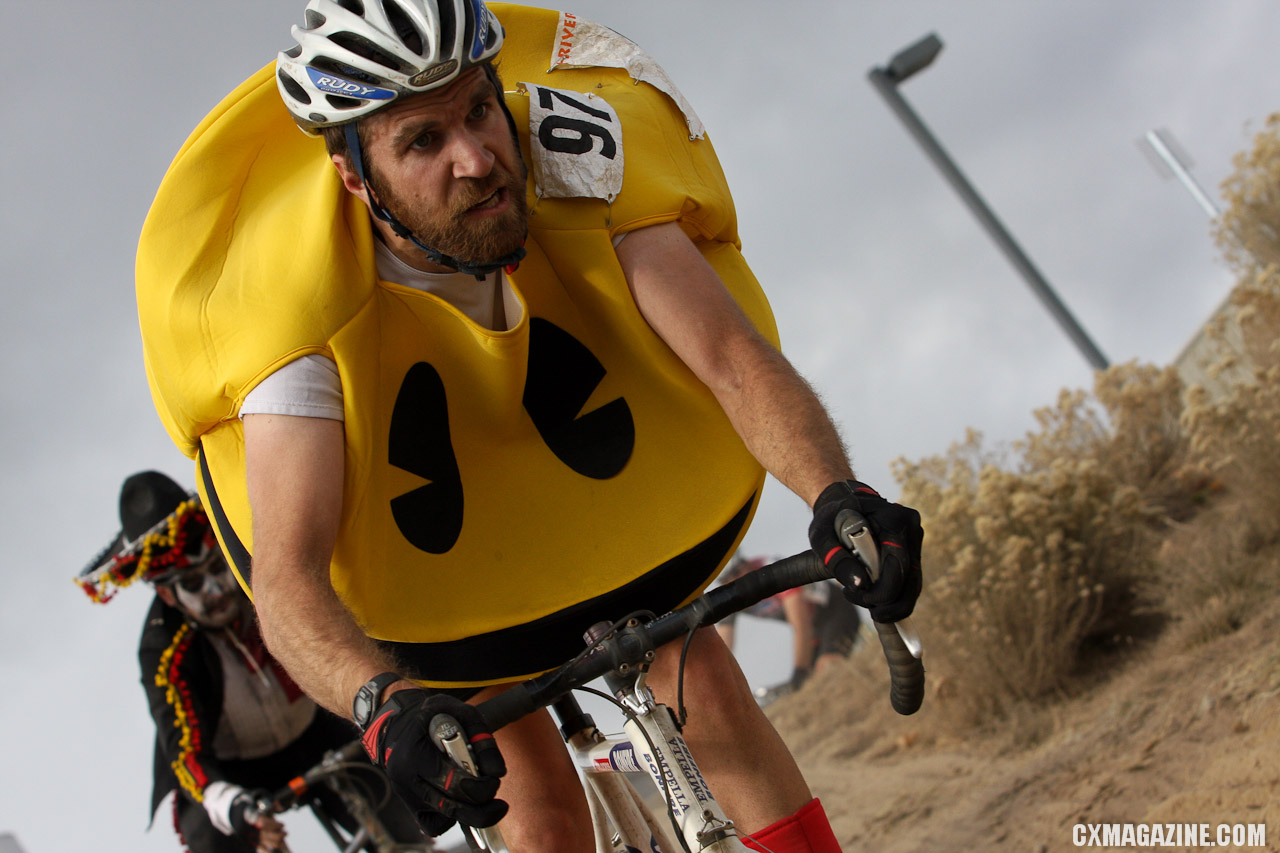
[2,2,1275,851]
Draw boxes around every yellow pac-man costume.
[137,4,778,686]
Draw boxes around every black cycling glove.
[362,689,508,836]
[807,479,923,623]
[227,790,267,848]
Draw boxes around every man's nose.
[451,130,496,179]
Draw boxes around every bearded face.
[351,66,529,271]
[368,147,528,266]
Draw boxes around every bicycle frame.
[440,667,747,853]
[265,550,921,852]
[574,674,746,852]
[438,548,924,852]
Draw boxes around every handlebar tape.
[873,621,925,715]
[476,549,923,728]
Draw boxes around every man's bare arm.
[616,222,854,507]
[243,413,411,718]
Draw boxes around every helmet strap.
[342,123,525,280]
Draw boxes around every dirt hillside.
[769,597,1280,852]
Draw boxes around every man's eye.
[410,133,435,150]
[470,102,489,120]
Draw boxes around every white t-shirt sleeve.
[239,354,344,421]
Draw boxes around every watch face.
[354,682,379,728]
[354,691,371,726]
[355,673,396,730]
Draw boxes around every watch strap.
[353,671,401,732]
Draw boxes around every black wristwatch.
[352,671,401,732]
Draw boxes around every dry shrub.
[862,113,1280,732]
[1183,277,1280,535]
[1165,266,1280,638]
[1147,113,1280,641]
[1186,106,1280,542]
[1154,499,1280,649]
[1090,363,1213,521]
[889,115,1280,725]
[892,364,1206,727]
[1214,112,1280,274]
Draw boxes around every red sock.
[741,798,842,853]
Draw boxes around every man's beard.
[370,158,529,269]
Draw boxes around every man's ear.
[331,152,367,197]
[332,152,384,216]
[155,585,178,608]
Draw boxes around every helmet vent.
[482,13,499,50]
[278,70,312,104]
[283,44,303,59]
[335,0,365,15]
[323,35,407,75]
[434,0,458,57]
[382,0,426,57]
[325,94,363,110]
[304,9,327,29]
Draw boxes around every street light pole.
[869,34,1110,372]
[1139,128,1221,220]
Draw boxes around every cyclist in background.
[134,2,925,851]
[716,554,864,705]
[78,471,427,853]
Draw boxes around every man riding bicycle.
[79,471,427,853]
[135,3,924,851]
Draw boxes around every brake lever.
[834,509,924,659]
[429,715,511,853]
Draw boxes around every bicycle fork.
[611,673,749,852]
[587,618,748,853]
[435,653,750,851]
[439,690,748,852]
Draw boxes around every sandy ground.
[766,599,1280,853]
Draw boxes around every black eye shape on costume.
[388,319,634,554]
[522,318,634,480]
[388,362,465,555]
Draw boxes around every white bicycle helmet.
[277,0,505,134]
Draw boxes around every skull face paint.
[173,558,243,628]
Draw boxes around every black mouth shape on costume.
[198,416,757,683]
[377,494,757,684]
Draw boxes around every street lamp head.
[885,33,943,83]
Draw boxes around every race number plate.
[525,83,623,202]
